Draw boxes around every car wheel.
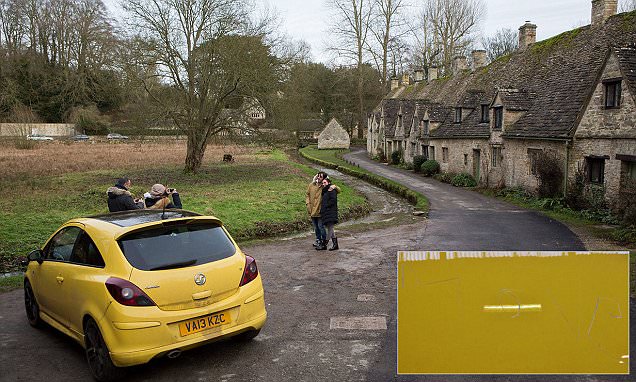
[84,319,124,382]
[24,280,42,328]
[233,328,261,342]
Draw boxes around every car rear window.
[118,223,236,271]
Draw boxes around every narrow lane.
[344,149,585,251]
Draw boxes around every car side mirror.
[27,249,44,265]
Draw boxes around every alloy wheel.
[24,281,41,327]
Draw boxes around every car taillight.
[105,277,156,306]
[239,255,259,286]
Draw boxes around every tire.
[84,319,124,382]
[233,328,261,342]
[24,280,42,328]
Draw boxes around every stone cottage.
[367,0,636,204]
[319,118,351,149]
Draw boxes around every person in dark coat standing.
[317,177,339,251]
[107,177,144,212]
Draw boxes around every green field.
[0,148,369,274]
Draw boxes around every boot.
[328,237,339,251]
[312,239,321,248]
[315,239,328,250]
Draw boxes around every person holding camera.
[107,177,144,212]
[144,184,183,210]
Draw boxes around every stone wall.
[576,54,636,139]
[428,138,492,183]
[318,118,350,149]
[0,123,76,137]
[503,139,567,193]
[570,138,636,200]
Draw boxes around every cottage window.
[429,146,435,160]
[464,154,468,165]
[527,148,542,175]
[627,162,636,180]
[411,142,416,154]
[493,107,503,130]
[480,105,490,123]
[442,147,449,162]
[422,145,428,159]
[454,108,462,123]
[604,79,622,108]
[586,157,605,184]
[491,146,501,167]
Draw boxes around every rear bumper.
[98,277,266,367]
[109,310,267,366]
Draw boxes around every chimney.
[452,56,468,75]
[414,68,424,82]
[428,66,438,81]
[472,50,487,70]
[401,73,410,86]
[518,21,537,50]
[390,77,399,91]
[591,0,617,26]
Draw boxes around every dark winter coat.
[107,185,143,212]
[320,186,338,225]
[144,193,182,209]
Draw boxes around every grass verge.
[299,146,429,213]
[0,275,22,292]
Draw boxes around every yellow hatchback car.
[23,210,267,381]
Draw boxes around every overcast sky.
[103,0,632,64]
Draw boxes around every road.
[0,150,632,382]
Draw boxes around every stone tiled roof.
[382,99,402,137]
[615,44,636,99]
[431,107,490,138]
[400,101,416,137]
[494,89,534,111]
[380,10,636,140]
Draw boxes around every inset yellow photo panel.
[397,251,630,374]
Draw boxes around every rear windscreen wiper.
[149,259,197,271]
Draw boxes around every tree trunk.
[357,65,364,139]
[184,129,207,173]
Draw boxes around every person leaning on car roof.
[107,177,144,212]
[144,183,182,209]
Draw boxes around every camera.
[166,188,175,193]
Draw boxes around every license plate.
[178,310,231,336]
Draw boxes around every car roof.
[85,209,203,228]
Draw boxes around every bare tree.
[481,28,517,62]
[407,4,441,75]
[417,0,485,76]
[366,0,407,88]
[122,0,283,172]
[0,0,28,55]
[619,0,636,12]
[327,0,374,139]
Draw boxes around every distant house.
[297,118,324,140]
[218,97,267,137]
[368,1,636,206]
[318,118,350,149]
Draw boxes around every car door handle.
[56,276,64,284]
